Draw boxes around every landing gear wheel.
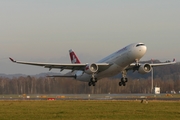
[88,82,95,86]
[119,77,128,86]
[89,77,97,87]
[88,82,92,86]
[125,78,128,82]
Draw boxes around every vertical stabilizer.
[69,49,81,64]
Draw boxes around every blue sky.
[0,0,180,74]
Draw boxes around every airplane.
[9,43,176,86]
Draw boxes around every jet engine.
[85,63,98,74]
[138,64,152,74]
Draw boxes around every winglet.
[9,57,16,62]
[173,58,176,62]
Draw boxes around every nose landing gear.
[119,70,128,86]
[119,77,128,86]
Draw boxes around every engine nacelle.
[138,64,152,74]
[85,63,98,74]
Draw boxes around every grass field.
[0,100,179,120]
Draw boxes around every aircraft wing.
[147,59,176,67]
[127,59,176,70]
[9,57,110,72]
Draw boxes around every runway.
[0,94,180,101]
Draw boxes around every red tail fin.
[69,49,81,64]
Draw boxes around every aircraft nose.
[132,45,147,59]
[128,43,147,60]
[140,45,147,56]
[142,45,147,53]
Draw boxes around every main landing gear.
[88,78,97,86]
[119,70,128,86]
[88,73,97,86]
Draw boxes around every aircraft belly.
[97,64,124,79]
[75,63,124,81]
[76,73,91,82]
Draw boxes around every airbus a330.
[9,43,176,86]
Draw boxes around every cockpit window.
[136,44,145,47]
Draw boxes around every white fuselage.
[75,43,147,82]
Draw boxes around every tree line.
[0,76,179,94]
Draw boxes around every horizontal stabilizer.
[47,75,76,78]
